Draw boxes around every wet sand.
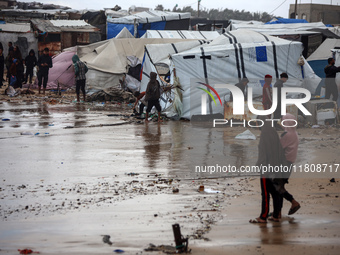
[0,94,339,254]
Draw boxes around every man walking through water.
[145,72,162,123]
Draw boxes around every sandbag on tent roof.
[141,30,320,119]
[107,10,191,38]
[141,30,220,40]
[32,50,76,90]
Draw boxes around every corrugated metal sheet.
[31,19,98,33]
[50,20,90,27]
[31,19,61,33]
[0,23,31,33]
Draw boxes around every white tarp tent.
[230,22,327,34]
[107,10,191,24]
[141,30,220,40]
[140,30,321,119]
[76,38,199,90]
[308,38,340,61]
[115,27,134,38]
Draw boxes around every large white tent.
[141,30,220,40]
[140,30,321,119]
[75,38,202,90]
[229,22,327,33]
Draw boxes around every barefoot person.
[145,72,162,123]
[250,118,284,223]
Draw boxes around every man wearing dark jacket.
[324,57,340,102]
[24,49,37,84]
[0,48,4,88]
[145,72,162,122]
[37,48,52,94]
[230,77,249,102]
[273,73,288,121]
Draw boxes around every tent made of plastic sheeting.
[32,50,76,90]
[266,18,308,24]
[330,49,340,106]
[230,21,327,32]
[115,27,134,38]
[328,26,340,37]
[141,30,220,40]
[107,10,191,38]
[76,38,200,90]
[307,39,340,95]
[141,30,321,119]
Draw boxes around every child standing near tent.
[24,49,37,85]
[37,48,53,95]
[145,72,162,122]
[72,55,88,103]
[262,74,273,110]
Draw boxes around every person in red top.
[133,91,146,115]
[262,74,273,110]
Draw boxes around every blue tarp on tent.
[308,60,327,95]
[266,18,308,24]
[107,21,166,39]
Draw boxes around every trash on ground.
[21,131,34,135]
[204,188,221,193]
[235,129,256,140]
[102,235,113,245]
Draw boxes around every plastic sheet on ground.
[235,129,256,140]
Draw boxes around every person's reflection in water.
[230,143,246,169]
[143,123,161,169]
[74,103,87,127]
[38,103,50,127]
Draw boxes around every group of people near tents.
[0,42,89,101]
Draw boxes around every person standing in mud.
[145,72,162,123]
[324,57,340,102]
[72,54,88,103]
[249,117,284,223]
[262,74,273,110]
[230,77,249,102]
[273,73,288,123]
[0,48,4,88]
[5,48,14,84]
[37,48,52,95]
[24,49,37,85]
[277,113,301,216]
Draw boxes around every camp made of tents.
[140,30,321,120]
[141,30,220,40]
[107,10,191,39]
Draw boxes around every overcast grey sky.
[22,0,340,18]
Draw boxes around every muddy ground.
[0,89,339,255]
